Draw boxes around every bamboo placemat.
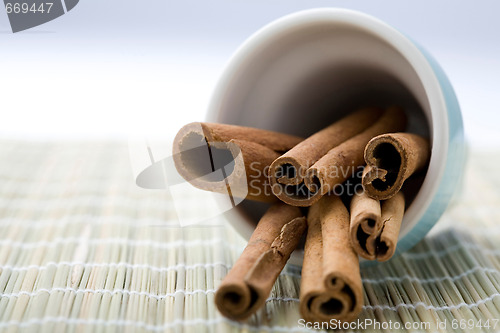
[0,140,499,332]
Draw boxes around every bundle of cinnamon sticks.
[173,106,430,324]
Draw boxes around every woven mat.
[0,140,499,332]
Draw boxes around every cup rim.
[207,8,450,266]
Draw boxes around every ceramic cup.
[206,8,465,265]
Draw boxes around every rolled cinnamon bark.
[349,189,382,260]
[290,106,406,207]
[349,191,405,261]
[362,133,430,200]
[173,122,303,202]
[269,108,382,204]
[215,203,306,321]
[377,191,405,261]
[300,195,363,324]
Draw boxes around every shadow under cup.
[206,9,465,266]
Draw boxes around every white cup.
[206,8,465,265]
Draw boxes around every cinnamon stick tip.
[300,289,363,324]
[269,157,303,186]
[376,240,396,262]
[215,283,252,320]
[363,132,430,201]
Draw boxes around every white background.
[0,0,499,148]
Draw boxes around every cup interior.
[209,9,447,265]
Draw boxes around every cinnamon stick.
[362,133,430,200]
[286,106,406,207]
[349,190,405,261]
[269,108,382,204]
[349,189,382,260]
[300,195,363,323]
[172,122,303,202]
[215,203,306,320]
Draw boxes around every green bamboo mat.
[0,140,499,332]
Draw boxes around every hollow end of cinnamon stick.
[362,133,430,200]
[351,215,379,260]
[349,187,382,260]
[307,292,353,323]
[172,122,302,202]
[172,123,240,189]
[321,274,358,317]
[301,275,362,323]
[349,189,405,261]
[173,123,236,184]
[215,282,256,320]
[270,158,304,186]
[374,236,393,262]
